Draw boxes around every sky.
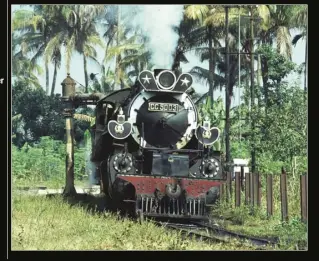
[11,5,306,108]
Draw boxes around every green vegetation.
[12,136,88,188]
[12,193,266,250]
[214,175,307,250]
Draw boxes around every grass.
[12,176,89,190]
[11,174,307,250]
[11,192,267,251]
[212,174,308,250]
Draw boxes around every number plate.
[148,102,179,113]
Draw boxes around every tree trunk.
[261,56,269,109]
[304,34,307,93]
[244,66,250,111]
[101,65,106,93]
[115,55,121,91]
[257,52,262,106]
[45,63,49,95]
[114,5,121,91]
[50,61,58,96]
[172,49,182,76]
[83,55,88,93]
[208,25,214,108]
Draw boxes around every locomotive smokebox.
[61,73,76,100]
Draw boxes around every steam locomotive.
[89,69,225,220]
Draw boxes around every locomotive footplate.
[117,175,223,219]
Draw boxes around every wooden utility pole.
[250,6,256,173]
[225,5,231,167]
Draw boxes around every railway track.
[154,220,280,249]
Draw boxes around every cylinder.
[61,73,76,98]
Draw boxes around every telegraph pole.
[250,6,256,173]
[225,5,231,168]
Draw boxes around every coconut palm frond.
[292,33,304,46]
[44,32,63,64]
[65,34,76,73]
[276,26,292,60]
[257,5,271,28]
[184,5,209,23]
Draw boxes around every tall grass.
[12,193,265,250]
[213,173,307,250]
[12,137,88,188]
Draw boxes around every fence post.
[245,171,250,205]
[255,173,261,207]
[240,166,245,192]
[300,173,307,223]
[226,172,232,204]
[266,175,273,217]
[235,172,241,207]
[280,167,289,222]
[250,172,255,207]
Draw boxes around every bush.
[12,136,87,183]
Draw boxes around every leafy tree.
[256,44,296,108]
[12,81,90,146]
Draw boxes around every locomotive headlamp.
[157,70,176,90]
[200,158,220,178]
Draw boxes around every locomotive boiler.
[77,69,225,220]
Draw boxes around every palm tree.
[184,5,241,107]
[247,5,307,104]
[12,52,43,89]
[291,5,307,92]
[99,5,147,90]
[184,5,215,106]
[12,5,79,95]
[12,7,50,93]
[103,23,147,89]
[61,5,105,93]
[171,6,207,75]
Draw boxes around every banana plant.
[73,113,95,179]
[73,113,95,152]
[197,96,225,151]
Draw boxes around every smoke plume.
[86,150,96,187]
[131,5,184,69]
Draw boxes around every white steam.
[131,5,184,69]
[85,150,97,187]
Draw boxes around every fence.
[219,167,308,223]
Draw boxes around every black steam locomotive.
[89,69,225,220]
